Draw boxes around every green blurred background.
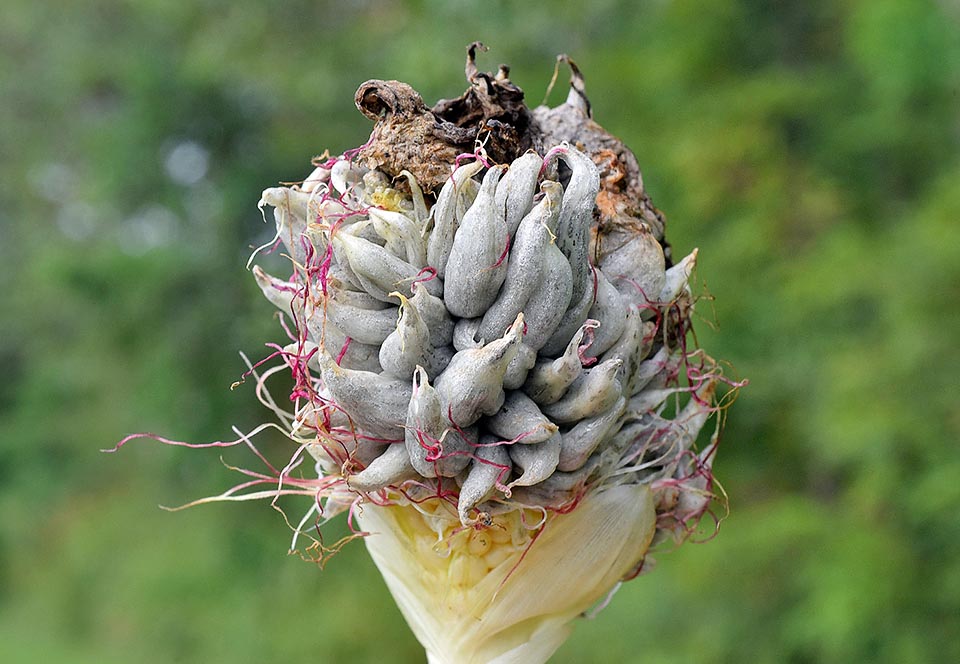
[2,0,958,662]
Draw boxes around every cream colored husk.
[357,483,656,664]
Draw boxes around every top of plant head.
[352,41,670,260]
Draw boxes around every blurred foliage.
[1,0,958,662]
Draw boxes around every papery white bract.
[358,484,656,664]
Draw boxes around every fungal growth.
[123,43,743,664]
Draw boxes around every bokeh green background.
[2,1,958,662]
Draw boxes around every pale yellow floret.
[369,187,410,212]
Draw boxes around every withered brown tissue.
[352,42,670,263]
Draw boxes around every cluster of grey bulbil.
[251,49,727,538]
